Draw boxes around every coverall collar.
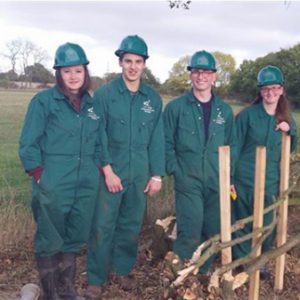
[187,89,217,105]
[257,101,274,118]
[116,75,148,96]
[53,85,93,104]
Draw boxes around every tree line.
[1,39,300,107]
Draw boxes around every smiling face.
[60,65,85,94]
[190,69,216,94]
[260,84,283,106]
[119,53,146,84]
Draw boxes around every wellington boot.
[36,255,61,300]
[58,253,77,299]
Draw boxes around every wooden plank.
[249,146,266,300]
[219,146,232,275]
[275,133,291,291]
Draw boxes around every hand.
[276,121,290,132]
[230,185,237,201]
[144,177,162,197]
[102,165,123,193]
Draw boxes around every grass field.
[0,89,299,208]
[0,88,299,248]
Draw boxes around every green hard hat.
[115,35,149,59]
[257,65,284,87]
[187,50,217,71]
[53,42,89,69]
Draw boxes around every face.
[190,69,216,93]
[260,84,283,105]
[119,53,146,83]
[60,65,85,94]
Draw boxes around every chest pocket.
[248,119,269,145]
[84,115,100,146]
[46,110,78,138]
[106,113,127,144]
[138,119,154,146]
[176,111,198,150]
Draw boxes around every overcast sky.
[0,0,299,82]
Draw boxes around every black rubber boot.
[36,255,61,300]
[58,253,77,299]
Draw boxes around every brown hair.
[55,65,91,102]
[252,89,291,124]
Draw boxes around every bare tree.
[2,39,22,73]
[32,46,50,65]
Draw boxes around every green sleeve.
[148,98,166,176]
[163,102,178,175]
[94,89,113,167]
[19,95,47,172]
[289,115,298,152]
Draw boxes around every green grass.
[0,90,35,206]
[1,90,299,209]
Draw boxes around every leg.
[87,176,124,285]
[232,185,254,259]
[262,193,277,252]
[201,187,221,273]
[111,180,147,276]
[62,161,100,253]
[173,187,204,261]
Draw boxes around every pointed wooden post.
[275,133,291,291]
[219,146,232,275]
[249,146,266,300]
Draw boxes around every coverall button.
[198,117,201,120]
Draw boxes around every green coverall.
[163,91,236,271]
[232,102,297,258]
[19,86,101,257]
[87,75,165,285]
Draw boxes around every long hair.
[252,89,291,124]
[55,65,91,102]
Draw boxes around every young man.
[163,50,236,273]
[85,35,165,299]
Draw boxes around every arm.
[19,95,47,175]
[94,89,122,193]
[163,102,179,175]
[145,97,165,196]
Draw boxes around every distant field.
[0,89,299,208]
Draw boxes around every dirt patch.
[0,206,299,299]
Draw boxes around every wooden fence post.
[275,133,291,291]
[249,146,266,300]
[219,146,232,275]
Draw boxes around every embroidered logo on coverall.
[213,111,225,125]
[87,107,100,120]
[141,100,155,114]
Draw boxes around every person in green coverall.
[163,50,236,274]
[85,35,165,299]
[232,65,297,277]
[19,43,101,299]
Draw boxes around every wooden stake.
[249,146,266,300]
[219,146,232,276]
[275,133,291,291]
